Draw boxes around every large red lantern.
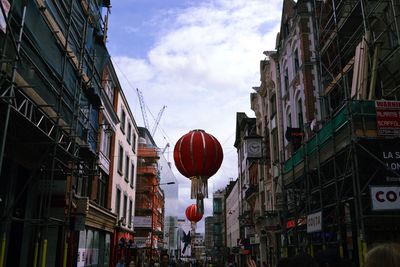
[185,204,203,223]
[174,129,223,213]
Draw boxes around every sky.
[107,0,283,231]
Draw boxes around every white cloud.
[111,0,282,232]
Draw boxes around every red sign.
[286,217,306,229]
[376,100,400,136]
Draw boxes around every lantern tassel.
[190,176,208,199]
[190,176,207,214]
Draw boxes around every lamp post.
[149,181,175,261]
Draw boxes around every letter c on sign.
[376,191,385,202]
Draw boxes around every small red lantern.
[185,204,203,223]
[174,129,223,213]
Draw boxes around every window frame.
[120,108,126,134]
[124,154,130,182]
[127,122,132,144]
[123,194,128,224]
[118,144,123,175]
[130,162,135,188]
[116,188,121,218]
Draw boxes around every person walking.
[160,252,173,267]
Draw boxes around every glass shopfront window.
[77,229,111,267]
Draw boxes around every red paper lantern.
[174,129,223,213]
[185,204,203,223]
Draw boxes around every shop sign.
[375,100,400,136]
[286,217,306,229]
[307,211,322,233]
[133,216,151,227]
[285,127,303,151]
[370,186,400,210]
[134,237,150,248]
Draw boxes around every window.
[213,198,222,214]
[98,171,108,207]
[270,94,276,117]
[125,155,130,182]
[132,133,136,153]
[294,49,299,73]
[272,129,279,162]
[120,109,126,133]
[297,99,304,130]
[116,188,121,218]
[127,123,131,144]
[130,163,135,188]
[118,145,123,175]
[123,194,127,224]
[101,127,112,158]
[104,72,114,102]
[128,199,133,226]
[75,163,91,197]
[284,69,289,94]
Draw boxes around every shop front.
[75,202,116,267]
[112,227,136,265]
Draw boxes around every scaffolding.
[0,0,110,266]
[281,0,400,265]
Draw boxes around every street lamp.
[149,181,175,261]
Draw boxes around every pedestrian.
[365,242,400,267]
[160,252,172,267]
[129,260,136,267]
[117,257,126,267]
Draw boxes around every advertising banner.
[376,100,400,136]
[134,216,152,227]
[370,186,400,210]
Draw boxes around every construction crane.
[136,88,166,137]
[152,105,166,136]
[136,88,150,130]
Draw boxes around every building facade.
[134,127,166,264]
[254,1,400,267]
[0,1,114,266]
[234,112,261,266]
[225,180,240,263]
[110,82,139,264]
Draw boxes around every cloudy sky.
[107,0,282,231]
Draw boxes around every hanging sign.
[307,211,322,233]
